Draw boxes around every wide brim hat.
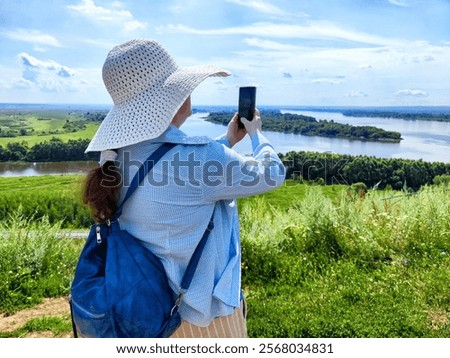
[85,39,230,152]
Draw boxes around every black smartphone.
[238,86,256,129]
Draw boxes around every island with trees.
[205,110,402,142]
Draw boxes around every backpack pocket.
[70,298,116,338]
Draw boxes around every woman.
[83,39,285,337]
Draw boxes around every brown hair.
[82,161,121,223]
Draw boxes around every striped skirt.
[170,301,247,338]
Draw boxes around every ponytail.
[83,161,121,223]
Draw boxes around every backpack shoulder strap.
[171,207,215,314]
[113,142,177,220]
[180,208,215,291]
[112,141,215,311]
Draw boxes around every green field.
[0,109,99,147]
[0,175,345,228]
[0,175,91,229]
[0,174,83,193]
[0,175,449,338]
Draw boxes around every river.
[184,110,450,163]
[0,161,98,177]
[0,110,449,176]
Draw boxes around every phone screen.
[238,86,256,128]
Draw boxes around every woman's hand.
[226,113,246,147]
[240,108,262,137]
[226,109,263,147]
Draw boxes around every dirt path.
[0,296,72,338]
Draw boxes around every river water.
[184,110,450,163]
[0,110,449,176]
[0,161,98,177]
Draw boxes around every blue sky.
[0,0,449,106]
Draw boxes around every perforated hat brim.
[85,39,230,153]
[86,66,229,152]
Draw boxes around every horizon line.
[1,102,450,109]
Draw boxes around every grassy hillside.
[240,186,449,337]
[0,176,343,228]
[0,175,448,337]
[0,175,91,228]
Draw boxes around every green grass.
[0,211,84,315]
[0,175,92,228]
[0,175,448,337]
[0,110,99,147]
[0,316,72,338]
[240,181,347,210]
[0,123,98,147]
[0,174,82,193]
[0,176,339,228]
[239,185,450,337]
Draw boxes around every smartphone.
[238,86,256,129]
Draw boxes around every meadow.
[0,175,345,228]
[0,175,91,228]
[0,109,99,147]
[0,174,448,337]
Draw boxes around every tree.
[433,174,450,186]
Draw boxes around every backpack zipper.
[96,225,102,244]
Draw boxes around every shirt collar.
[149,124,212,145]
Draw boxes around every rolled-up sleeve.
[202,131,285,202]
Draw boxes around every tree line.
[1,136,449,192]
[0,138,98,162]
[341,110,450,122]
[206,110,402,142]
[279,151,450,191]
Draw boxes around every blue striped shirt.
[116,124,285,326]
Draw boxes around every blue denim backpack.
[69,143,214,338]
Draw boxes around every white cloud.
[1,29,62,48]
[312,78,344,85]
[388,0,411,7]
[196,30,450,104]
[408,54,435,64]
[58,67,75,78]
[225,0,307,18]
[18,52,74,78]
[15,52,78,92]
[164,22,404,47]
[17,78,36,89]
[244,37,300,51]
[122,20,147,33]
[76,37,116,49]
[347,91,368,97]
[67,0,132,21]
[0,56,106,103]
[111,1,127,9]
[395,89,429,97]
[67,0,147,33]
[19,52,61,71]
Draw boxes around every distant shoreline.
[2,103,450,113]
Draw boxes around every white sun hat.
[85,39,230,152]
